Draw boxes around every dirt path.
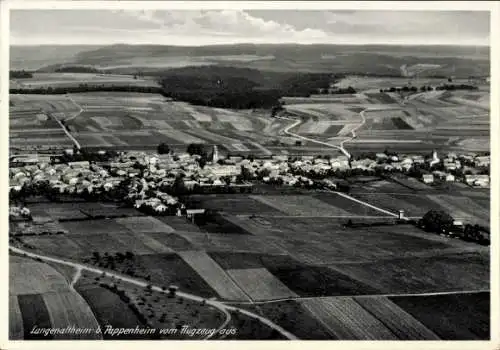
[225,289,489,306]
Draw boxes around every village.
[9,144,490,218]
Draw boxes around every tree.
[173,175,186,195]
[198,157,207,169]
[421,209,454,234]
[157,143,170,155]
[187,143,205,156]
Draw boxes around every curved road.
[9,246,298,340]
[63,94,84,122]
[279,106,401,159]
[279,116,351,158]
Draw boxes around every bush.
[157,143,170,155]
[421,209,454,233]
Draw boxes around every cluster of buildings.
[417,151,490,187]
[9,146,490,214]
[9,149,249,214]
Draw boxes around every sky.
[10,10,490,46]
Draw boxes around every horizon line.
[10,42,491,48]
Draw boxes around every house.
[475,156,490,167]
[272,155,288,162]
[465,175,489,187]
[110,161,135,169]
[68,161,90,169]
[432,170,447,180]
[444,162,457,171]
[422,174,434,184]
[412,155,425,164]
[446,174,456,182]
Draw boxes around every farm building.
[68,161,90,169]
[432,171,447,180]
[412,155,425,164]
[201,165,241,177]
[475,156,490,167]
[376,153,388,161]
[464,175,489,187]
[422,174,434,184]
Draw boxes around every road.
[334,191,400,218]
[63,94,84,122]
[49,112,81,150]
[279,106,401,159]
[70,267,82,288]
[225,289,490,306]
[279,115,351,158]
[9,246,298,340]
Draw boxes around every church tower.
[212,145,219,164]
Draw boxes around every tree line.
[10,70,34,79]
[10,84,164,95]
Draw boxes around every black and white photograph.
[4,1,497,345]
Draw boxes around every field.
[10,72,489,155]
[9,95,75,151]
[12,186,491,340]
[10,72,160,89]
[280,76,489,154]
[55,93,279,154]
[300,297,398,340]
[9,256,101,340]
[75,282,149,340]
[178,251,249,301]
[249,194,353,217]
[245,301,334,339]
[226,268,298,301]
[9,91,286,154]
[329,252,489,294]
[389,292,490,340]
[266,291,490,340]
[353,296,440,340]
[349,191,490,226]
[75,271,226,340]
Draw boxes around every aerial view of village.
[7,7,492,342]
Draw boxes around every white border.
[1,1,498,350]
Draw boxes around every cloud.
[9,9,490,46]
[115,10,329,42]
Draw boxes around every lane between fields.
[9,245,298,340]
[49,111,81,150]
[70,267,82,288]
[223,289,490,306]
[63,94,84,122]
